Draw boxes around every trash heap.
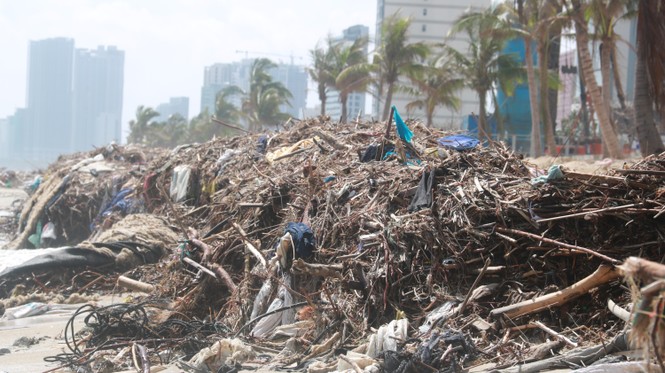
[3,115,665,372]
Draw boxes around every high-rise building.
[156,97,190,121]
[72,46,124,150]
[0,118,8,160]
[200,59,308,121]
[19,38,125,167]
[270,63,308,118]
[201,62,244,115]
[25,37,75,161]
[375,0,489,129]
[326,25,370,122]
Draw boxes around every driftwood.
[232,222,267,268]
[530,321,578,347]
[619,256,665,282]
[491,265,620,319]
[117,275,155,293]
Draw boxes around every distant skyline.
[0,0,376,139]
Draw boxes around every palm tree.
[242,58,293,131]
[145,114,188,148]
[569,0,623,158]
[587,0,631,110]
[514,0,543,156]
[308,44,335,116]
[374,14,429,120]
[633,0,665,155]
[127,105,159,144]
[331,37,371,123]
[215,85,243,123]
[404,53,463,127]
[448,6,524,142]
[502,0,560,156]
[186,109,213,142]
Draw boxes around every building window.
[423,8,427,16]
[422,24,427,32]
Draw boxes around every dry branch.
[490,265,620,319]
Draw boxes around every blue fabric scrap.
[392,105,413,143]
[285,222,316,259]
[437,135,480,151]
[531,165,564,185]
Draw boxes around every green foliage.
[308,43,336,115]
[127,105,160,144]
[330,37,371,122]
[242,58,293,131]
[374,14,430,120]
[144,114,188,148]
[447,6,524,137]
[404,52,463,127]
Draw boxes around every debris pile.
[2,115,665,372]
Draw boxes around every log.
[618,256,665,283]
[117,275,155,293]
[291,258,343,278]
[490,265,620,319]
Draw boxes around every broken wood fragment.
[490,265,620,319]
[291,258,343,278]
[495,227,620,264]
[530,321,578,348]
[313,130,347,150]
[535,203,639,223]
[232,222,267,268]
[618,256,665,282]
[117,275,155,294]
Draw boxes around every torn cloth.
[408,169,436,212]
[531,165,563,185]
[392,106,413,143]
[285,222,316,260]
[437,135,480,151]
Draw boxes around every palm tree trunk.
[525,38,542,157]
[340,93,348,124]
[538,42,556,155]
[382,83,395,121]
[634,43,665,155]
[572,0,622,159]
[600,42,613,115]
[547,4,563,137]
[478,89,489,142]
[320,91,327,116]
[610,47,626,110]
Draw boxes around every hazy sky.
[0,0,376,135]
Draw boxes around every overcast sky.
[0,0,376,134]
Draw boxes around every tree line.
[127,0,665,158]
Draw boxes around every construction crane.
[235,50,304,65]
